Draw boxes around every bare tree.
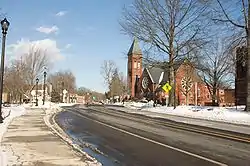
[119,72,128,95]
[120,0,210,105]
[3,45,51,103]
[22,45,50,85]
[213,0,249,110]
[48,70,76,102]
[4,59,29,103]
[100,60,116,90]
[198,40,234,106]
[110,68,123,97]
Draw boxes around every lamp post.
[35,78,39,106]
[0,18,10,123]
[43,70,47,105]
[61,81,64,103]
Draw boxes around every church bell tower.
[127,38,142,97]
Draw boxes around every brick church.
[127,38,235,106]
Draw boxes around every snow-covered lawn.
[120,101,250,126]
[0,105,27,166]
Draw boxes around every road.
[55,105,250,166]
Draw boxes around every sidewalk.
[106,106,250,135]
[1,108,94,166]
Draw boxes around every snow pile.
[23,102,76,115]
[0,105,27,166]
[134,105,250,125]
[111,102,124,106]
[124,101,154,109]
[23,101,56,109]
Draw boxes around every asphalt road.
[55,105,250,166]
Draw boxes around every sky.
[1,0,135,93]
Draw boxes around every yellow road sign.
[162,82,172,92]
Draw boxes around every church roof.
[146,67,168,84]
[128,38,142,56]
[143,59,186,84]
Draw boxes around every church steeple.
[127,37,143,98]
[127,37,142,56]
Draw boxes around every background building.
[127,39,236,106]
[127,38,143,98]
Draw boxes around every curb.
[43,108,102,166]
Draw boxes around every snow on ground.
[119,102,250,126]
[23,102,76,114]
[0,105,27,166]
[124,101,154,109]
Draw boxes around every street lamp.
[35,78,39,106]
[0,18,10,123]
[61,81,64,103]
[43,70,47,105]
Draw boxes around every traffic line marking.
[69,109,228,166]
[90,107,250,144]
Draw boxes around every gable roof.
[143,59,191,84]
[128,38,142,56]
[145,66,169,84]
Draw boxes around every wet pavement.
[55,106,250,166]
[55,111,122,166]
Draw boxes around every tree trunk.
[212,86,217,106]
[247,1,250,111]
[168,66,175,106]
[186,95,188,105]
[173,69,177,108]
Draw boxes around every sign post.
[162,82,172,107]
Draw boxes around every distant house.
[30,84,50,103]
[138,66,168,102]
[219,89,235,107]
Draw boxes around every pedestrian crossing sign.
[162,82,172,92]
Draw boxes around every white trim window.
[134,61,137,69]
[197,88,201,97]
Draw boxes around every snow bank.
[0,105,27,166]
[124,101,154,109]
[107,101,154,109]
[23,102,75,113]
[122,102,250,126]
[43,103,101,166]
